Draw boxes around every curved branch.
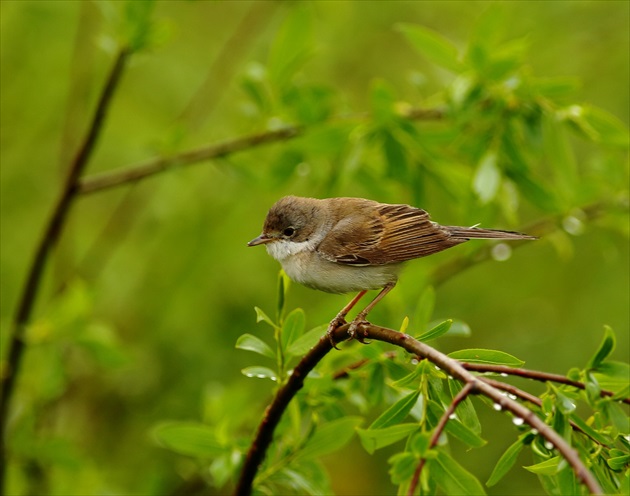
[0,48,131,491]
[234,323,603,496]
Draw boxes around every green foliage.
[2,2,628,496]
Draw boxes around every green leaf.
[429,450,487,495]
[587,325,616,369]
[448,381,481,434]
[486,438,525,487]
[551,386,577,415]
[277,269,291,320]
[607,454,630,471]
[254,307,277,329]
[569,105,630,147]
[241,366,277,381]
[414,286,435,332]
[592,361,630,394]
[268,6,313,89]
[427,401,486,448]
[287,325,326,356]
[388,451,418,485]
[417,319,452,341]
[235,334,275,359]
[358,424,419,454]
[295,417,362,461]
[448,349,525,367]
[153,422,224,458]
[281,308,306,351]
[370,391,420,429]
[524,456,562,475]
[123,0,156,52]
[568,414,612,446]
[397,24,463,72]
[473,150,501,204]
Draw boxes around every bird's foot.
[348,319,370,343]
[326,316,347,349]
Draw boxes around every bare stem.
[0,48,130,491]
[407,382,476,496]
[462,363,630,405]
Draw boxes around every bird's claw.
[326,316,347,349]
[348,319,370,343]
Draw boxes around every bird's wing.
[317,203,462,265]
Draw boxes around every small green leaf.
[417,319,452,341]
[592,361,630,394]
[448,381,481,434]
[235,334,275,359]
[388,451,418,485]
[429,451,487,495]
[370,391,420,429]
[486,438,525,486]
[277,270,291,321]
[607,455,630,471]
[287,325,326,356]
[551,387,577,415]
[254,307,277,329]
[587,325,616,369]
[268,6,313,89]
[414,286,435,332]
[397,24,463,72]
[295,417,362,461]
[399,316,410,334]
[524,456,562,475]
[241,366,277,381]
[427,401,486,448]
[448,349,524,367]
[281,308,306,351]
[358,424,419,454]
[473,150,501,204]
[567,414,612,446]
[570,105,630,147]
[153,422,224,458]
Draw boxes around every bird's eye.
[283,227,296,237]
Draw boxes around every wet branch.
[234,323,603,496]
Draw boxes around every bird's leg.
[326,290,368,349]
[348,283,396,342]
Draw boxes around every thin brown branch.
[407,381,476,496]
[480,377,608,447]
[0,48,131,491]
[234,323,603,496]
[462,362,630,405]
[77,126,304,194]
[78,106,444,195]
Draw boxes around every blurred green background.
[1,1,628,495]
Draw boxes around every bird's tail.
[446,225,537,241]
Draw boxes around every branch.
[462,363,630,405]
[234,323,603,496]
[77,106,444,195]
[407,381,476,496]
[0,48,130,491]
[78,126,303,194]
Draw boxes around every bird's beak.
[248,234,273,247]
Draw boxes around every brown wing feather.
[317,202,463,266]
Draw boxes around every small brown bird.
[248,196,535,343]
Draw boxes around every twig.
[234,323,603,496]
[0,48,131,491]
[407,381,476,496]
[77,126,304,194]
[479,377,608,447]
[462,363,630,405]
[77,106,444,195]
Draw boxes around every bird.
[248,196,536,345]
